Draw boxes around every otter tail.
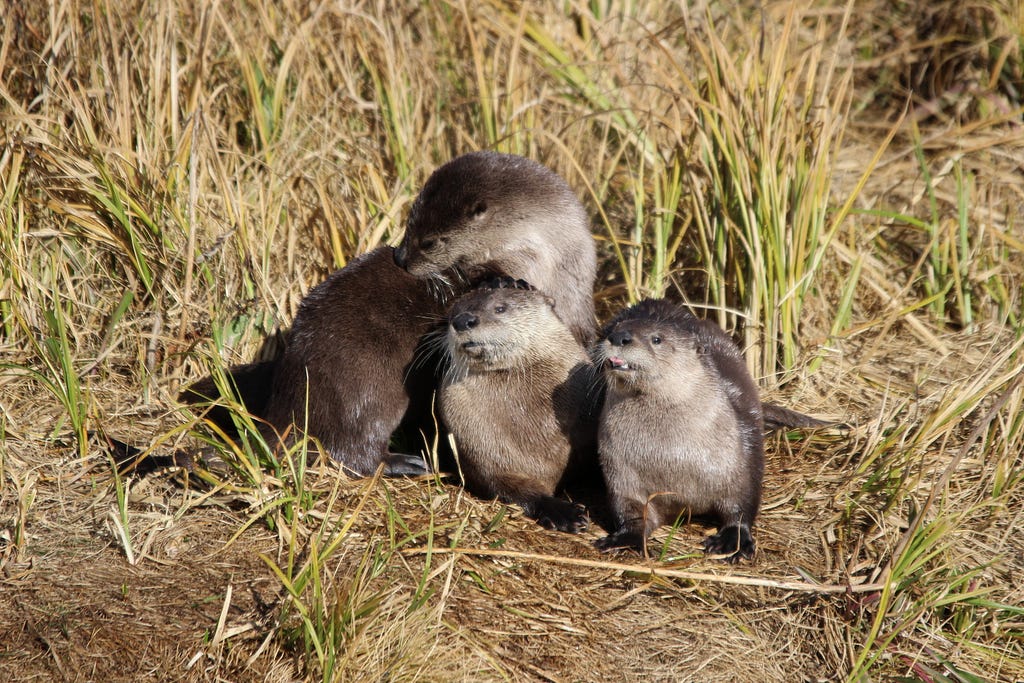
[178,361,276,438]
[761,402,847,432]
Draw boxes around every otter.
[593,298,764,562]
[256,247,445,476]
[181,150,819,481]
[183,152,598,477]
[394,151,597,345]
[439,279,595,532]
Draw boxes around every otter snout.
[393,243,408,268]
[608,329,633,346]
[451,312,479,332]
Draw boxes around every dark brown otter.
[394,151,597,345]
[593,298,764,562]
[182,247,445,476]
[255,247,446,476]
[439,279,596,532]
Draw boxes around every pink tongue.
[607,356,628,369]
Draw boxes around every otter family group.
[187,152,823,562]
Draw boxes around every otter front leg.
[704,502,757,562]
[594,498,660,552]
[490,475,589,533]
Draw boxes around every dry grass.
[2,1,1023,681]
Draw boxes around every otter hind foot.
[703,525,755,563]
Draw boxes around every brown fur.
[593,299,764,562]
[394,152,828,430]
[395,151,597,345]
[258,247,445,476]
[439,280,596,532]
[180,150,820,481]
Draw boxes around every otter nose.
[393,243,408,268]
[451,312,479,332]
[608,329,632,346]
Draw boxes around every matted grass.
[2,1,1022,681]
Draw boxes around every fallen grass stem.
[402,547,887,594]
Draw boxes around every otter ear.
[469,201,487,218]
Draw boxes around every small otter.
[395,151,597,345]
[593,299,763,562]
[439,279,595,532]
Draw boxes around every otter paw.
[533,499,589,534]
[703,525,755,563]
[594,530,646,553]
[383,452,430,478]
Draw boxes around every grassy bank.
[1,1,1022,680]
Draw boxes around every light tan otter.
[439,279,596,532]
[593,298,764,562]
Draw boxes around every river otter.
[593,298,764,562]
[255,247,446,476]
[439,278,595,532]
[182,150,819,481]
[394,151,597,345]
[393,152,832,430]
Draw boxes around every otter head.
[596,299,706,393]
[445,278,560,375]
[394,151,591,301]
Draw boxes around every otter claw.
[594,530,645,552]
[383,453,430,477]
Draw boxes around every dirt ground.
[5,350,1012,682]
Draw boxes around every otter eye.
[651,335,662,345]
[420,237,438,250]
[494,304,507,314]
[470,201,487,217]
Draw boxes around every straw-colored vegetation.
[2,0,1022,680]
